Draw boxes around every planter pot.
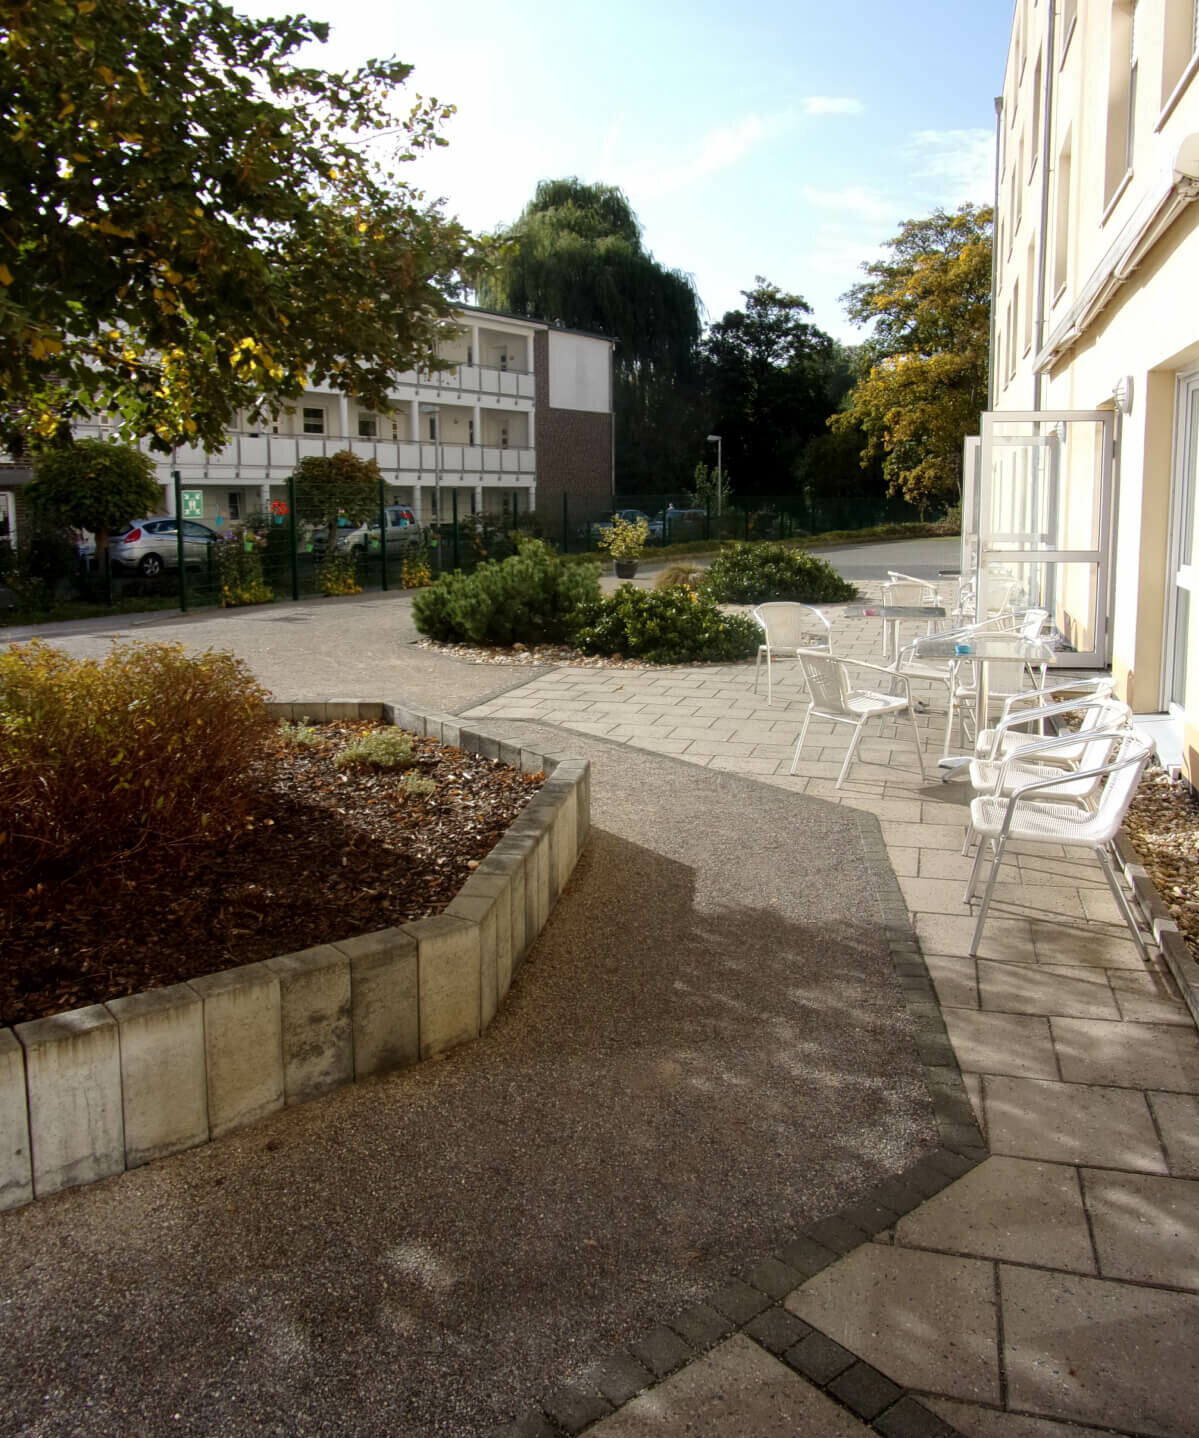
[614,560,639,579]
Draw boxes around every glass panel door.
[960,434,980,579]
[1168,375,1198,712]
[977,410,1114,668]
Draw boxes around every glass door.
[960,434,980,580]
[977,410,1115,668]
[1167,375,1198,713]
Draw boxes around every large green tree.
[0,0,477,454]
[701,279,841,496]
[832,204,992,508]
[26,438,163,576]
[478,178,703,491]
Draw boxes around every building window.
[468,419,475,445]
[303,407,325,434]
[1053,130,1072,297]
[500,424,509,449]
[1024,241,1036,353]
[1105,1,1138,208]
[1061,0,1078,60]
[1009,286,1019,379]
[426,414,438,441]
[358,415,377,438]
[1161,0,1199,108]
[227,492,241,521]
[1030,51,1042,174]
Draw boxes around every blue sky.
[241,0,1014,341]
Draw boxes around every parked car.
[650,507,707,540]
[106,518,220,577]
[312,507,422,557]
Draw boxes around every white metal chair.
[753,602,832,705]
[950,608,1051,745]
[968,726,1129,805]
[974,685,1124,763]
[790,650,926,789]
[961,729,1155,959]
[880,577,942,657]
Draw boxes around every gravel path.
[0,627,938,1436]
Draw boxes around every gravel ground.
[1125,766,1199,962]
[0,726,937,1438]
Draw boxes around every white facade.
[993,0,1199,784]
[74,307,611,528]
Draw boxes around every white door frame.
[1164,371,1199,714]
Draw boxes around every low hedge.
[700,544,858,605]
[573,585,762,664]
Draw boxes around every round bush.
[700,544,857,605]
[573,585,762,664]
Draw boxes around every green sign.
[181,490,204,518]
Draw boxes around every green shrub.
[412,539,601,646]
[400,772,437,797]
[334,729,416,769]
[278,718,318,746]
[0,640,272,881]
[655,563,707,591]
[700,543,857,605]
[216,537,273,607]
[573,585,762,664]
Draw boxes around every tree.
[701,279,838,496]
[26,439,163,577]
[292,449,381,551]
[0,0,477,454]
[478,178,703,491]
[833,204,992,508]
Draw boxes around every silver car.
[109,518,220,577]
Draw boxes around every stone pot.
[614,559,639,579]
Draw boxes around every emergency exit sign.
[181,490,204,518]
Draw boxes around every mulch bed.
[0,722,543,1027]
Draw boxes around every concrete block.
[383,701,425,735]
[521,745,548,774]
[549,780,580,893]
[357,701,384,720]
[17,1005,124,1197]
[266,945,352,1105]
[446,873,513,1028]
[189,962,283,1138]
[335,927,419,1079]
[409,915,481,1059]
[423,715,444,743]
[445,893,497,1029]
[265,701,294,720]
[438,715,462,750]
[0,1029,32,1211]
[469,871,513,1002]
[323,699,361,721]
[461,728,501,761]
[499,739,523,770]
[106,984,208,1168]
[478,848,528,969]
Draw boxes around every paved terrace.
[2,547,1198,1436]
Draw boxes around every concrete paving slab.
[1148,1091,1199,1177]
[587,1335,873,1437]
[1107,970,1192,1025]
[916,915,1037,963]
[942,1011,1060,1080]
[1000,1265,1199,1436]
[1081,1168,1199,1289]
[896,1157,1095,1273]
[925,1396,1123,1436]
[925,957,980,1010]
[977,963,1120,1021]
[786,1245,1001,1404]
[1050,1018,1199,1091]
[983,1075,1166,1172]
[1028,923,1146,970]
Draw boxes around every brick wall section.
[0,467,33,550]
[533,331,613,516]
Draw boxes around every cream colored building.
[984,0,1199,783]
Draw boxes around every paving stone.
[1028,921,1145,970]
[942,1010,1059,1079]
[977,963,1119,1021]
[1050,1017,1199,1092]
[1000,1264,1199,1435]
[923,1395,1110,1436]
[1148,1091,1199,1177]
[777,1233,840,1277]
[873,1396,958,1438]
[983,1074,1166,1171]
[589,1335,872,1436]
[787,1245,1001,1403]
[839,1199,900,1235]
[827,1360,903,1421]
[583,1352,654,1408]
[782,1329,857,1384]
[1107,970,1191,1025]
[744,1256,803,1299]
[664,1301,735,1350]
[744,1304,812,1355]
[869,1176,928,1217]
[1081,1168,1199,1289]
[896,1157,1095,1273]
[916,914,1037,963]
[541,1383,613,1433]
[708,1278,772,1324]
[806,1214,870,1254]
[492,1413,558,1438]
[629,1324,693,1379]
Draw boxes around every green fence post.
[451,489,460,570]
[378,474,390,592]
[287,475,299,601]
[172,470,188,613]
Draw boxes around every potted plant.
[596,513,649,579]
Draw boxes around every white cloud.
[903,128,995,203]
[802,96,864,116]
[801,185,895,224]
[629,111,794,197]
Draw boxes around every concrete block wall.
[0,703,589,1210]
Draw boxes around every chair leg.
[968,835,1009,956]
[963,834,991,902]
[836,720,865,789]
[1096,845,1150,963]
[907,703,926,781]
[754,647,763,695]
[941,685,956,757]
[961,822,975,857]
[789,708,813,775]
[767,650,773,706]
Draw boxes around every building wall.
[532,331,614,516]
[994,0,1199,782]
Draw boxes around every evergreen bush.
[573,585,762,664]
[700,543,856,605]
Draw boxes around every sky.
[238,0,1015,342]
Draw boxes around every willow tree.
[833,204,992,508]
[478,179,703,490]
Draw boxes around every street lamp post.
[420,401,442,574]
[706,434,723,518]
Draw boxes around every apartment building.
[66,305,614,532]
[983,0,1199,782]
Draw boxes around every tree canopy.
[27,438,163,573]
[832,204,992,508]
[0,0,478,454]
[292,449,381,550]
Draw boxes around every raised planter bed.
[0,700,590,1210]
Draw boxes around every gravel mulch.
[0,721,542,1026]
[1125,766,1199,963]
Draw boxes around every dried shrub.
[0,640,272,881]
[655,563,707,591]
